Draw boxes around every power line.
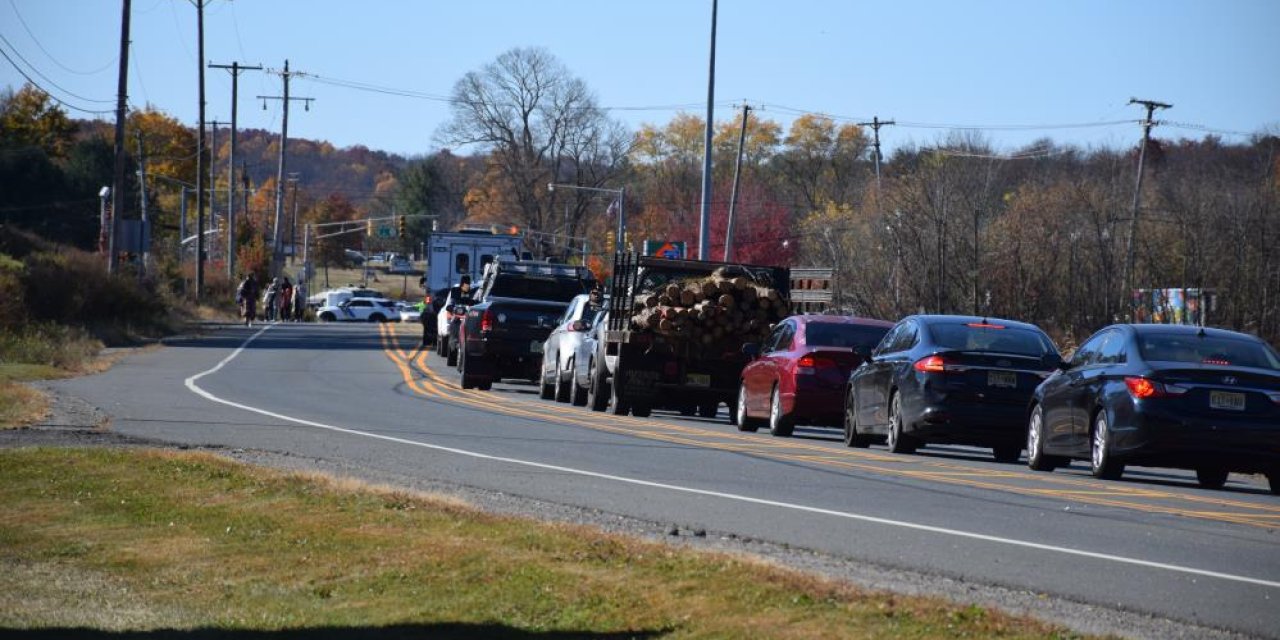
[7,0,116,76]
[0,45,112,115]
[0,33,113,103]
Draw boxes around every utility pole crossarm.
[856,116,895,191]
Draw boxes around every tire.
[588,361,609,412]
[632,404,652,418]
[554,363,571,403]
[1090,411,1125,480]
[319,312,335,322]
[609,371,630,416]
[735,382,760,432]
[446,339,459,368]
[768,385,794,438]
[1267,471,1280,496]
[992,444,1021,464]
[885,393,917,454]
[539,363,555,400]
[459,348,475,390]
[369,314,385,323]
[843,392,870,448]
[679,405,697,417]
[1026,405,1061,472]
[1195,467,1229,490]
[698,403,718,419]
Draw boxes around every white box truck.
[425,228,525,294]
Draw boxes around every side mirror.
[741,343,760,358]
[1044,353,1068,371]
[851,345,870,361]
[452,304,468,315]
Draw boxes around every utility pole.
[856,116,895,192]
[135,131,149,274]
[209,61,261,280]
[723,102,751,262]
[287,173,300,267]
[697,0,717,260]
[194,0,207,301]
[108,0,131,275]
[207,119,227,263]
[1123,97,1171,319]
[259,60,313,277]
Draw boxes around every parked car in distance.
[539,293,606,403]
[572,310,610,409]
[316,297,399,323]
[396,301,422,323]
[846,315,1061,461]
[308,286,383,310]
[1027,324,1280,493]
[389,256,413,274]
[737,315,894,437]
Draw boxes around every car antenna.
[1197,326,1207,338]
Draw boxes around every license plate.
[686,373,711,388]
[988,371,1018,388]
[1209,390,1245,411]
[530,341,543,354]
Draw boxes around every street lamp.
[547,182,625,254]
[98,186,111,257]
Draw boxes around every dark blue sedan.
[1027,324,1280,493]
[845,315,1062,462]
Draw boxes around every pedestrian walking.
[235,273,259,326]
[263,278,279,322]
[280,277,294,321]
[292,281,307,322]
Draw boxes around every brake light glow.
[480,309,496,332]
[1202,358,1231,366]
[796,354,836,374]
[966,323,1005,329]
[1124,377,1188,399]
[913,355,948,373]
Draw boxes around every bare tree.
[438,47,629,257]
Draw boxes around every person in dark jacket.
[236,274,259,326]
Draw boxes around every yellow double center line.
[376,323,1280,530]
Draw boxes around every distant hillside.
[213,128,410,211]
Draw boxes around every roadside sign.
[377,226,394,238]
[643,240,685,259]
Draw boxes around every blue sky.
[2,0,1276,157]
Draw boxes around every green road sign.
[377,226,394,238]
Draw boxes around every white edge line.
[183,325,1280,590]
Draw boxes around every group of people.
[235,273,307,326]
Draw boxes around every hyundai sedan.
[845,315,1061,461]
[1027,324,1280,493]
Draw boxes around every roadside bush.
[0,321,101,369]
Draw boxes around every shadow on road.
[3,624,670,639]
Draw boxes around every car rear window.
[805,323,891,350]
[928,323,1055,357]
[489,275,589,302]
[1138,333,1280,370]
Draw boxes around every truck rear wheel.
[588,360,609,412]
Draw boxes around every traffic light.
[366,219,373,237]
[397,215,406,239]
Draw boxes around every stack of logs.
[630,268,789,348]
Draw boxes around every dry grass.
[0,447,1094,639]
[0,379,47,429]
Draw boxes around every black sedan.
[845,315,1061,462]
[1027,324,1280,493]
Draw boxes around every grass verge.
[0,447,1091,639]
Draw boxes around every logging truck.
[597,253,792,419]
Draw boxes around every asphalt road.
[50,322,1280,638]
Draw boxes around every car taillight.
[480,309,495,332]
[796,355,836,374]
[913,355,948,373]
[1124,376,1188,399]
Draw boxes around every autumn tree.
[440,47,629,258]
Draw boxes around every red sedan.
[736,315,895,437]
